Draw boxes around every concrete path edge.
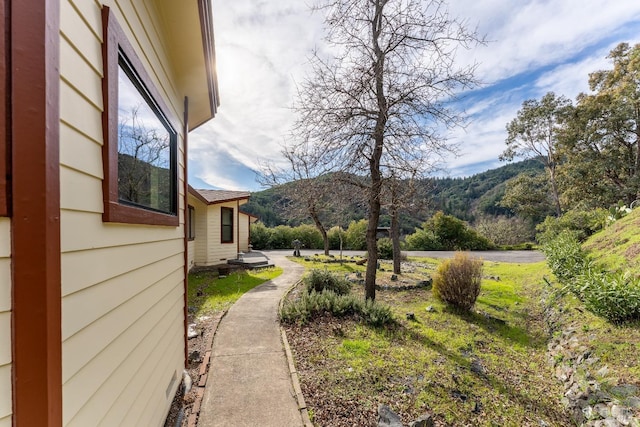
[279,278,314,427]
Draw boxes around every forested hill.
[242,158,543,228]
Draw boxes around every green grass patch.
[285,256,575,426]
[188,267,282,316]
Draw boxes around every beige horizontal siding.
[0,218,11,424]
[239,214,250,252]
[63,282,183,426]
[207,203,238,262]
[59,0,189,425]
[62,252,183,340]
[60,210,183,254]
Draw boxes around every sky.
[188,0,640,191]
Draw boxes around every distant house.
[187,186,253,269]
[1,1,219,426]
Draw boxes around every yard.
[282,255,640,426]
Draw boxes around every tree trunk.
[365,197,380,301]
[310,207,329,255]
[548,165,562,217]
[364,0,387,301]
[390,205,401,274]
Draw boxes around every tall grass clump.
[305,269,351,295]
[543,232,640,324]
[542,230,590,285]
[281,268,394,327]
[432,252,483,311]
[280,291,393,327]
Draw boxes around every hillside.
[242,158,544,229]
[584,207,640,273]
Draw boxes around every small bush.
[377,237,394,260]
[304,269,351,295]
[344,219,368,250]
[575,270,640,324]
[536,208,607,244]
[432,252,483,311]
[542,230,590,286]
[280,291,394,327]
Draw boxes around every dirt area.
[164,313,223,427]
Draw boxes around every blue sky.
[189,0,640,191]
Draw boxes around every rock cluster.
[547,325,640,426]
[377,405,433,427]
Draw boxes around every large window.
[221,207,233,243]
[102,7,179,226]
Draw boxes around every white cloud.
[189,0,640,189]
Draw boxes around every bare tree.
[259,146,353,255]
[291,0,483,300]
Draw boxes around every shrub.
[344,219,368,250]
[279,290,394,327]
[250,222,272,250]
[543,231,640,324]
[542,230,590,286]
[474,215,535,246]
[292,223,324,250]
[304,269,351,295]
[327,226,345,250]
[405,212,494,251]
[268,225,295,249]
[377,237,394,260]
[536,208,607,244]
[432,252,483,311]
[404,227,441,250]
[578,270,640,324]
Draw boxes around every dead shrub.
[433,252,483,311]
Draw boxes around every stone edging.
[279,279,314,427]
[186,311,225,427]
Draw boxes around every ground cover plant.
[188,266,283,316]
[283,256,574,426]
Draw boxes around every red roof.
[188,186,250,204]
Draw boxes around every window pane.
[117,63,174,214]
[221,208,233,243]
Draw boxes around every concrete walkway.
[198,253,305,427]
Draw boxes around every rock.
[425,305,435,312]
[597,366,609,377]
[611,385,639,398]
[417,279,432,289]
[188,350,201,364]
[611,405,633,425]
[624,396,640,409]
[594,419,622,427]
[187,323,199,339]
[583,405,594,420]
[378,404,403,427]
[391,274,398,281]
[406,312,416,321]
[594,403,611,418]
[409,414,434,427]
[470,359,486,377]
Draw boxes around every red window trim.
[101,6,179,226]
[0,0,9,217]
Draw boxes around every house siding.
[187,193,209,267]
[0,218,11,426]
[239,213,250,252]
[206,202,239,263]
[59,1,186,426]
